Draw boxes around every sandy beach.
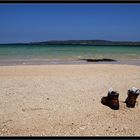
[0,64,140,136]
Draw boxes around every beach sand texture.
[0,64,140,136]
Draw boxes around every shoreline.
[0,59,140,66]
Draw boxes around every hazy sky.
[0,4,140,43]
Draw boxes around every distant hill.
[1,40,140,46]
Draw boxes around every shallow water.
[0,45,140,66]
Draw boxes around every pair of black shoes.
[101,87,140,110]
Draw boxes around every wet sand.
[0,58,140,66]
[0,64,140,136]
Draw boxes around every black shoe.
[101,88,119,110]
[125,87,140,108]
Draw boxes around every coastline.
[0,64,140,136]
[0,58,140,66]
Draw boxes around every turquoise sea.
[0,45,140,65]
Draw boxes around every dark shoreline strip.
[79,58,117,62]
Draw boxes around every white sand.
[0,64,140,136]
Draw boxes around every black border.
[0,1,140,139]
[1,136,140,140]
[0,0,140,3]
[1,136,140,138]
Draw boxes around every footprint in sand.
[3,119,13,124]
